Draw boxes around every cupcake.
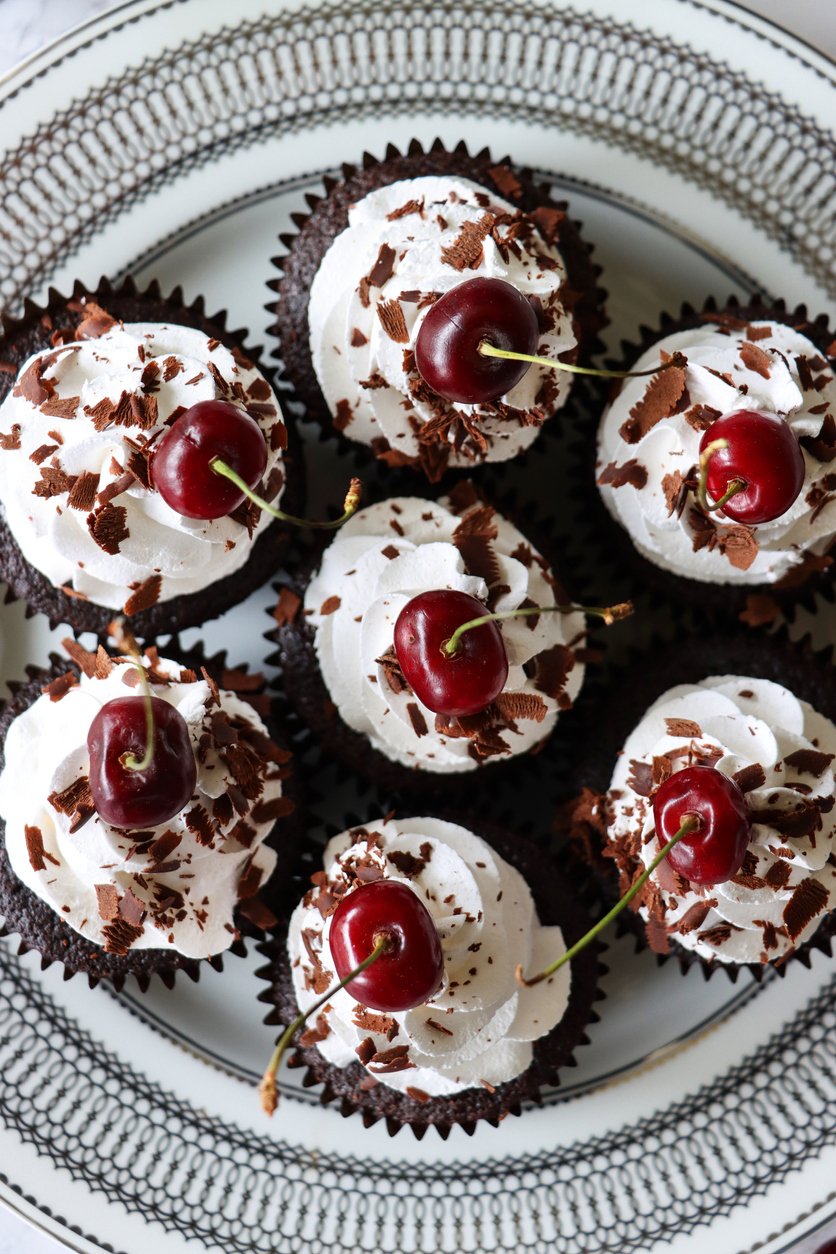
[0,640,296,990]
[270,139,605,481]
[0,278,302,637]
[565,635,835,977]
[592,298,835,616]
[271,481,588,799]
[258,815,602,1137]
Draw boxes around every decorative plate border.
[1,949,834,1254]
[0,0,834,313]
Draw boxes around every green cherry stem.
[478,341,687,380]
[210,459,363,530]
[516,814,701,987]
[442,599,633,658]
[259,935,393,1116]
[697,438,746,515]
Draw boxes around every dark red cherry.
[87,696,197,828]
[653,765,750,886]
[700,410,805,524]
[414,277,539,404]
[393,589,509,717]
[152,399,268,520]
[329,879,444,1012]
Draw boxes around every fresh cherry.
[87,696,197,828]
[394,589,508,717]
[653,765,750,886]
[699,410,805,524]
[152,399,268,520]
[414,277,539,405]
[329,879,444,1013]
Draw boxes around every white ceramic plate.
[0,2,834,1251]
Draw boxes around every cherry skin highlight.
[87,696,197,828]
[699,410,805,524]
[653,765,750,886]
[329,880,444,1012]
[414,277,539,404]
[152,399,268,520]
[394,589,509,718]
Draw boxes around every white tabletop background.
[0,1,833,1251]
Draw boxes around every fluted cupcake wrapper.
[266,137,607,485]
[254,818,606,1140]
[567,294,835,630]
[0,276,306,641]
[557,626,836,984]
[0,641,303,993]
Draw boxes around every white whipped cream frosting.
[606,676,836,964]
[0,656,283,959]
[0,322,287,610]
[303,494,585,773]
[308,175,577,469]
[288,817,571,1096]
[596,321,836,584]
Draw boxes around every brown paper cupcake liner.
[254,817,605,1139]
[569,294,835,626]
[266,137,607,483]
[558,627,836,983]
[0,642,302,993]
[266,478,612,818]
[0,276,305,639]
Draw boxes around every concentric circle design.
[0,1,834,310]
[0,951,834,1253]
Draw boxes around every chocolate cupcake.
[268,138,606,481]
[0,277,304,637]
[0,640,297,991]
[586,296,835,620]
[563,632,836,981]
[257,814,603,1138]
[269,479,592,805]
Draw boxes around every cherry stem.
[478,341,686,380]
[697,438,746,515]
[210,459,362,530]
[515,814,701,987]
[110,619,154,773]
[443,600,633,658]
[259,934,393,1116]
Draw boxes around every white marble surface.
[0,1,833,1252]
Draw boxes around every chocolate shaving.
[101,917,144,955]
[801,413,835,463]
[533,644,574,703]
[739,341,772,378]
[30,442,59,465]
[784,748,834,777]
[733,763,767,792]
[664,718,702,737]
[298,1013,330,1047]
[184,805,215,846]
[619,362,687,443]
[334,398,354,431]
[119,887,146,928]
[67,470,100,511]
[273,587,302,626]
[405,702,428,737]
[123,574,162,616]
[751,800,821,839]
[41,672,78,702]
[492,691,548,726]
[783,877,828,940]
[684,404,721,432]
[388,842,433,878]
[25,825,58,872]
[76,302,118,339]
[319,595,341,616]
[376,645,409,696]
[352,1008,399,1040]
[627,760,654,797]
[87,502,129,554]
[597,459,648,489]
[376,299,409,344]
[0,425,22,450]
[425,1017,454,1037]
[33,463,73,498]
[368,1044,413,1074]
[95,883,119,921]
[440,212,495,271]
[355,1038,376,1066]
[764,860,792,890]
[674,901,714,934]
[48,776,94,831]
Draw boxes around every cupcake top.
[303,486,585,773]
[603,675,836,964]
[308,174,577,478]
[288,816,571,1096]
[0,649,289,959]
[0,312,287,613]
[596,318,836,585]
